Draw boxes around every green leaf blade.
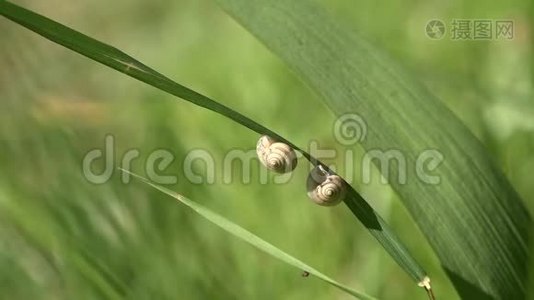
[214,0,532,298]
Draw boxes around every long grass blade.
[122,169,377,300]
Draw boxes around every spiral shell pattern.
[306,166,347,206]
[256,135,297,173]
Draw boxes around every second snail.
[306,165,347,206]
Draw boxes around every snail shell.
[306,166,347,206]
[256,135,298,174]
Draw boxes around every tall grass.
[0,0,532,299]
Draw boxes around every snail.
[256,135,298,174]
[306,165,347,206]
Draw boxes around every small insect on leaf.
[301,271,310,277]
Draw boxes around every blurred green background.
[0,0,532,299]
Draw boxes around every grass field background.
[0,0,532,299]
